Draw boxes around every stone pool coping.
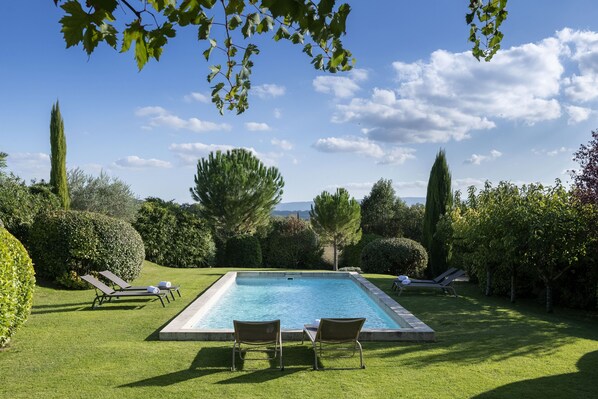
[159,271,435,342]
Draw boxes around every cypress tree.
[50,101,70,210]
[422,149,452,276]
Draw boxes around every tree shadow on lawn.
[472,350,598,398]
[119,345,313,388]
[366,277,598,367]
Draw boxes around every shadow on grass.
[472,350,598,398]
[365,277,598,367]
[120,345,313,388]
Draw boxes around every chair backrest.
[316,318,366,343]
[433,267,458,283]
[98,270,131,289]
[233,320,281,344]
[439,269,466,286]
[80,274,115,295]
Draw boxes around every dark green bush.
[223,235,262,268]
[0,227,35,347]
[133,198,215,268]
[361,237,428,276]
[261,217,323,268]
[340,233,382,268]
[29,210,145,288]
[0,175,60,245]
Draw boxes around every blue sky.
[2,1,598,203]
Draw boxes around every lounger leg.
[177,289,181,298]
[357,341,365,369]
[170,290,175,301]
[231,341,238,371]
[397,287,403,296]
[450,287,457,297]
[158,296,165,307]
[313,342,318,370]
[279,338,284,371]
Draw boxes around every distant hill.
[272,197,425,218]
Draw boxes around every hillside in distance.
[272,197,425,219]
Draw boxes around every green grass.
[2,262,598,399]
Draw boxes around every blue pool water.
[192,275,401,330]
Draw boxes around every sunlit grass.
[1,262,597,398]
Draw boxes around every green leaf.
[60,1,88,48]
[198,16,213,40]
[318,0,334,16]
[228,15,243,30]
[87,0,118,13]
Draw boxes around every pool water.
[192,275,401,330]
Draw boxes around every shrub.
[29,210,145,288]
[340,233,382,268]
[261,217,323,268]
[133,198,215,268]
[0,175,60,245]
[361,237,428,276]
[223,235,262,268]
[0,226,35,348]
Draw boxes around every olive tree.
[310,188,361,271]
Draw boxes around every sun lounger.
[98,270,181,300]
[80,274,170,308]
[232,320,283,371]
[391,267,458,291]
[302,318,366,370]
[396,269,466,297]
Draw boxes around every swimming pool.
[160,271,435,341]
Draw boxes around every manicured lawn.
[1,262,597,399]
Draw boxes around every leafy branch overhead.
[466,0,508,61]
[53,0,508,114]
[53,0,354,114]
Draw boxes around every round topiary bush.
[361,237,428,276]
[0,227,35,348]
[29,210,145,288]
[223,235,262,268]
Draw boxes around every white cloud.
[312,68,369,98]
[313,137,384,158]
[114,156,172,169]
[532,147,570,157]
[135,106,231,132]
[7,152,50,171]
[169,142,280,166]
[253,84,286,99]
[465,149,503,165]
[271,138,293,150]
[184,92,210,103]
[312,137,415,165]
[565,105,593,124]
[273,108,282,119]
[559,29,598,102]
[245,122,271,132]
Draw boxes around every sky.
[2,1,598,204]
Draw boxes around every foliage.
[340,233,381,269]
[49,101,70,210]
[396,203,425,243]
[68,168,140,221]
[0,227,35,348]
[53,0,353,114]
[53,1,508,114]
[133,198,215,268]
[466,0,509,61]
[310,188,361,271]
[0,152,7,169]
[452,181,597,312]
[0,174,60,245]
[422,149,452,276]
[190,149,284,241]
[361,179,398,236]
[261,217,323,269]
[571,129,598,206]
[29,210,145,288]
[360,237,428,276]
[222,235,262,268]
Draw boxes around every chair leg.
[279,339,284,371]
[231,342,237,371]
[397,287,403,296]
[313,342,318,370]
[157,296,165,307]
[357,341,365,369]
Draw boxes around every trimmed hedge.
[223,235,262,268]
[133,198,215,268]
[29,210,145,288]
[261,217,323,268]
[361,237,428,276]
[0,227,35,348]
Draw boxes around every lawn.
[1,261,597,399]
